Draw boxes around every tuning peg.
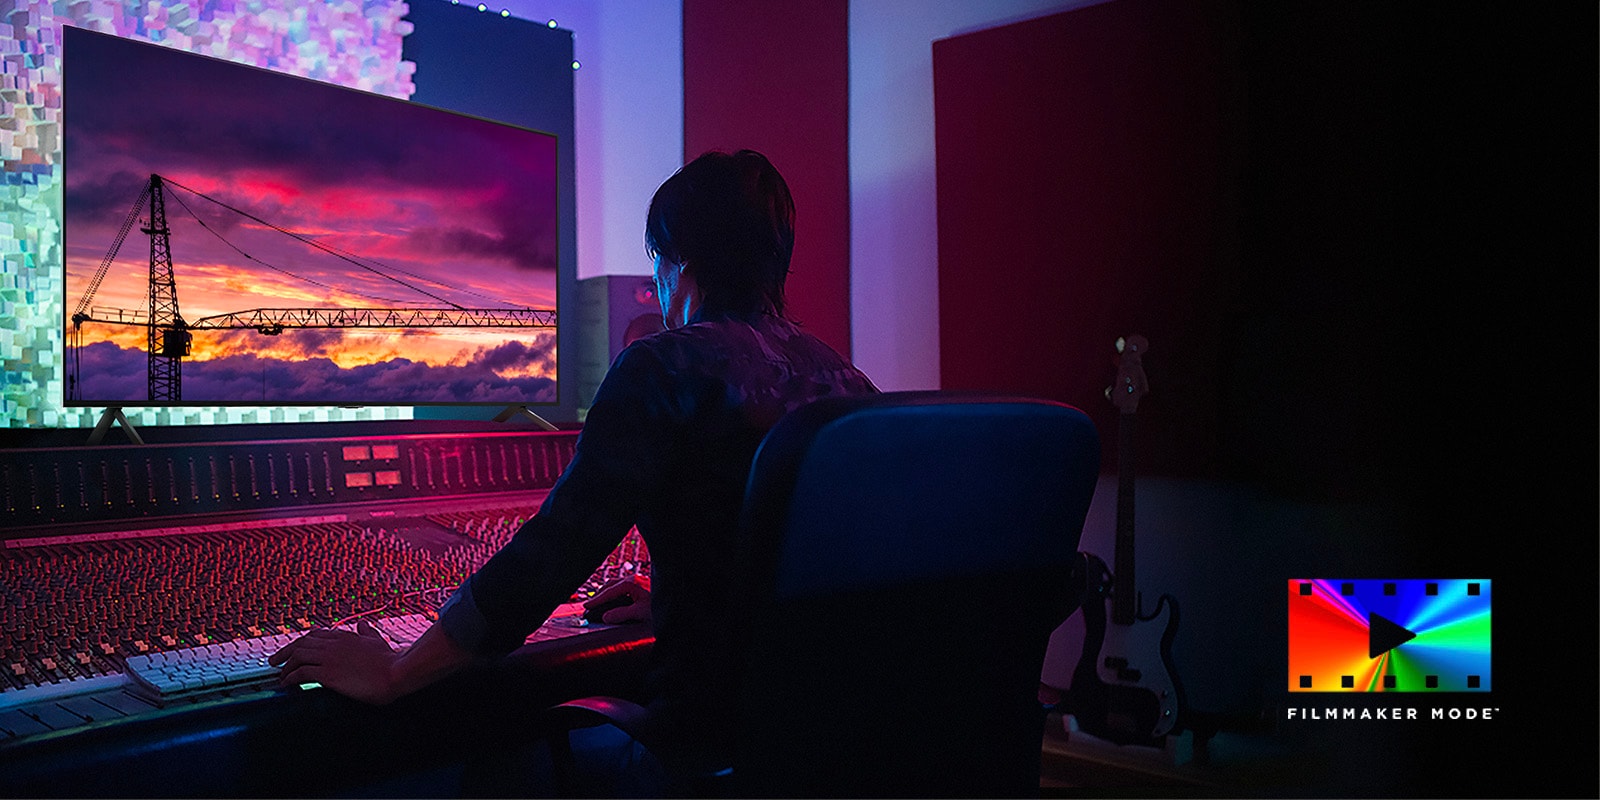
[1115,336,1126,354]
[1104,386,1113,400]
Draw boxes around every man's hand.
[584,575,652,624]
[269,620,401,705]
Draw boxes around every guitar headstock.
[1106,334,1149,415]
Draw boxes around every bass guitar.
[1066,334,1184,746]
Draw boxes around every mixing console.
[0,426,578,529]
[0,426,651,737]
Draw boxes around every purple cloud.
[62,27,559,314]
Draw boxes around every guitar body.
[1092,594,1183,740]
[1068,554,1184,745]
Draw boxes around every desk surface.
[0,623,654,798]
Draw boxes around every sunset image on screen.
[63,27,559,406]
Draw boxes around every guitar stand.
[1053,711,1199,764]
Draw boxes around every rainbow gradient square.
[1288,579,1491,692]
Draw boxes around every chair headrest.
[740,391,1101,599]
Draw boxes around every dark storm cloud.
[60,169,155,223]
[68,30,480,189]
[63,26,558,270]
[408,221,557,272]
[476,340,557,375]
[73,340,149,402]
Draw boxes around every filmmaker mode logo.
[1287,579,1491,692]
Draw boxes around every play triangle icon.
[1368,612,1417,659]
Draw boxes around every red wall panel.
[682,0,852,358]
[933,0,1240,479]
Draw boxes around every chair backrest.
[731,391,1100,798]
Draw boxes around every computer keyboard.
[116,603,611,706]
[121,614,433,705]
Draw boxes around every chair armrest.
[542,696,653,796]
[544,695,656,749]
[543,696,734,797]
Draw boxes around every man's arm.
[270,343,677,703]
[439,344,675,654]
[270,618,475,705]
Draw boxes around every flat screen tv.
[62,25,561,410]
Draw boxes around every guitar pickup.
[1100,655,1143,681]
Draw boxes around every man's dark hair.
[645,149,795,317]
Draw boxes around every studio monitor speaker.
[575,275,665,415]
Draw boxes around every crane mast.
[143,175,189,401]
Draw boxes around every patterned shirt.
[438,310,877,759]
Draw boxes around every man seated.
[271,149,878,789]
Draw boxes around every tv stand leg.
[492,405,559,431]
[87,407,146,446]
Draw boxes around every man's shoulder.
[617,315,865,383]
[616,321,722,364]
[623,315,794,357]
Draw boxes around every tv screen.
[63,25,560,408]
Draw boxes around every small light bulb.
[476,3,487,11]
[500,9,510,16]
[571,60,580,70]
[547,19,558,28]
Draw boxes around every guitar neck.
[1112,411,1137,625]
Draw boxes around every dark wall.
[935,0,1242,489]
[935,1,1594,796]
[682,0,852,358]
[934,0,1595,547]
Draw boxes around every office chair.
[545,391,1101,798]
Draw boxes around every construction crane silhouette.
[69,174,557,404]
